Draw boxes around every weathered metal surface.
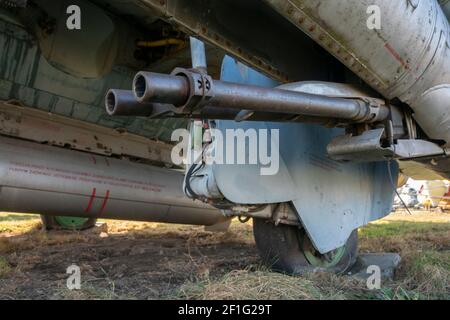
[398,160,448,180]
[135,0,331,83]
[327,128,395,162]
[394,139,446,159]
[328,130,446,162]
[0,8,187,143]
[265,0,450,145]
[0,0,27,8]
[109,88,361,124]
[190,37,208,72]
[211,56,397,253]
[30,0,122,78]
[407,154,450,179]
[0,135,226,225]
[105,89,172,117]
[0,101,174,165]
[132,70,389,123]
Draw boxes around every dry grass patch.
[52,283,132,300]
[0,256,11,278]
[0,230,96,255]
[174,269,336,300]
[173,211,450,300]
[394,250,449,299]
[0,211,448,300]
[0,216,41,235]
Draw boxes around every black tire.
[40,215,97,231]
[253,218,358,275]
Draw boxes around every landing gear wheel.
[40,215,97,231]
[253,218,358,275]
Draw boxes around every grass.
[354,212,449,300]
[0,210,448,300]
[173,269,331,300]
[53,283,131,300]
[360,221,450,238]
[0,215,41,234]
[173,211,450,300]
[0,214,39,222]
[0,228,94,255]
[0,256,11,278]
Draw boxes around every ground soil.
[0,210,448,300]
[0,218,258,299]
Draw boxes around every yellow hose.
[136,38,185,48]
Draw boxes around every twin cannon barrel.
[105,69,389,125]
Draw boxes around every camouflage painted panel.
[0,11,187,143]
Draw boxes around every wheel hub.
[54,216,90,229]
[302,234,346,268]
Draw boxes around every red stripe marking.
[85,188,96,213]
[384,43,410,70]
[99,190,110,214]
